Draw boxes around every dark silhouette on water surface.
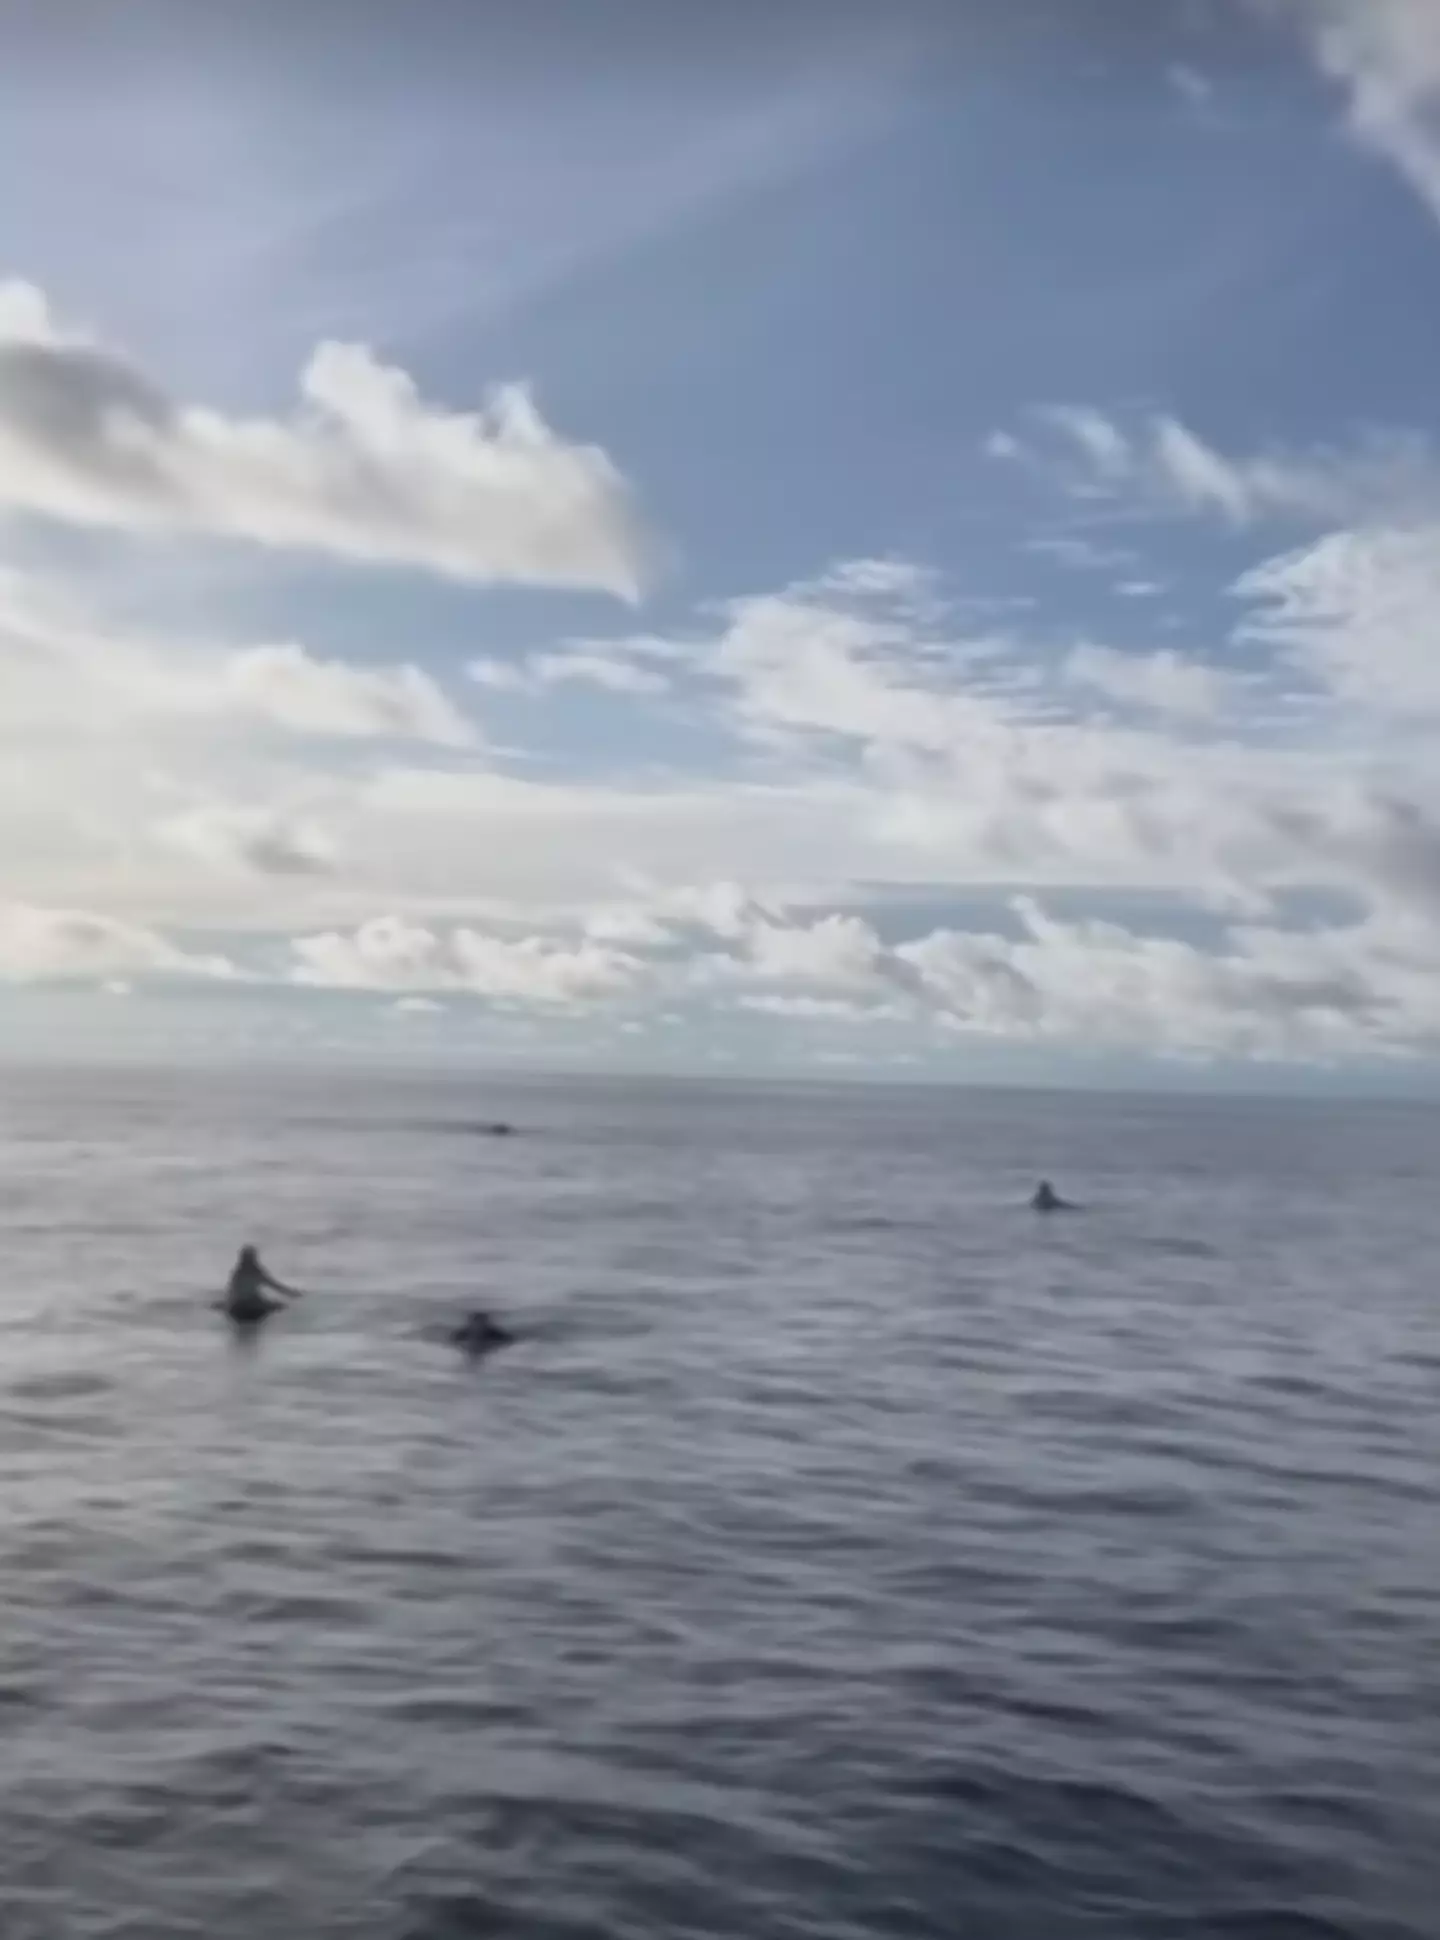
[217,1245,305,1324]
[449,1310,514,1356]
[1031,1180,1078,1214]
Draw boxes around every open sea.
[1,1064,1438,1940]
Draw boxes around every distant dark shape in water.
[482,1122,516,1138]
[450,1310,514,1356]
[1031,1179,1077,1214]
[218,1244,305,1324]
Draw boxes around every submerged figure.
[1030,1179,1072,1214]
[449,1309,514,1355]
[221,1245,304,1323]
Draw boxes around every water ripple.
[0,1071,1436,1937]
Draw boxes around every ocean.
[1,1065,1437,1939]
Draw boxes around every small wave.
[1147,1236,1219,1259]
[1158,1910,1381,1940]
[6,1371,113,1403]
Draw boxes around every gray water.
[1,1066,1438,1939]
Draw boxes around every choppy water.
[2,1066,1439,1939]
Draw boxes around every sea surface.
[1,1066,1438,1940]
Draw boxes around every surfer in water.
[1030,1179,1073,1213]
[449,1309,513,1355]
[221,1245,304,1323]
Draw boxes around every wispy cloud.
[469,642,672,697]
[1006,402,1440,528]
[1167,63,1215,109]
[1275,0,1440,224]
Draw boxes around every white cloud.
[664,880,778,940]
[1152,418,1256,522]
[0,569,476,748]
[157,804,337,877]
[2,531,1440,1070]
[894,899,1416,1061]
[743,912,887,987]
[583,880,792,952]
[0,279,650,597]
[688,570,1301,903]
[739,993,900,1023]
[466,659,527,692]
[1237,524,1440,715]
[683,887,1440,1062]
[1039,406,1134,479]
[291,915,643,1005]
[818,557,937,602]
[224,644,476,746]
[1021,404,1440,528]
[278,885,1440,1063]
[1065,643,1234,721]
[530,650,667,694]
[583,904,677,948]
[0,902,234,984]
[708,583,998,757]
[469,646,669,696]
[1278,0,1440,224]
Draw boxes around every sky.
[4,0,1440,1085]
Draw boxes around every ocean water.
[1,1066,1438,1940]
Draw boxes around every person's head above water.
[237,1244,259,1268]
[451,1308,512,1349]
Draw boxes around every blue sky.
[4,0,1440,1083]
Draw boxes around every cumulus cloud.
[895,899,1416,1061]
[743,912,888,987]
[690,888,1440,1062]
[312,873,1440,1059]
[0,279,649,597]
[1237,524,1440,715]
[291,915,643,1005]
[4,522,1440,1070]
